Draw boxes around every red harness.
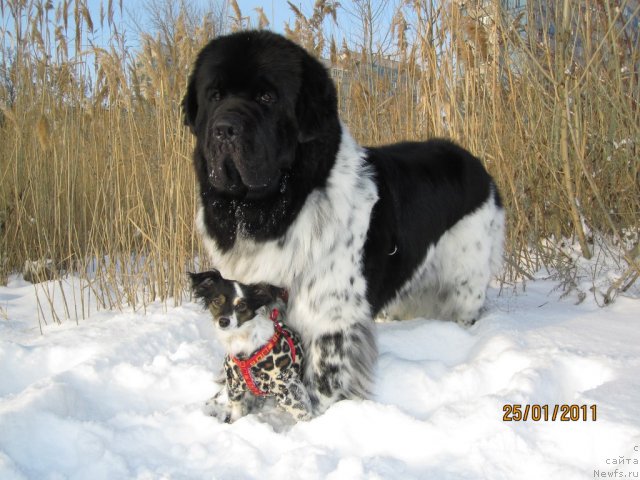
[230,308,297,397]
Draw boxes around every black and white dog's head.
[182,30,340,202]
[189,270,286,355]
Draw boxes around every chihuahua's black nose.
[218,317,230,328]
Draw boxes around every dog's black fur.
[183,32,341,250]
[362,140,502,314]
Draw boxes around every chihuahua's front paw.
[203,390,246,423]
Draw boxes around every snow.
[1,274,640,480]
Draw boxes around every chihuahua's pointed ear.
[182,75,198,133]
[188,269,221,289]
[251,283,286,304]
[269,286,289,303]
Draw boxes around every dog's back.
[364,140,504,325]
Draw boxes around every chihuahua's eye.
[257,92,276,105]
[234,301,247,313]
[212,294,225,307]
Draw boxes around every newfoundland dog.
[183,30,504,414]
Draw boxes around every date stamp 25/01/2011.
[503,404,597,422]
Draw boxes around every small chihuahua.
[190,270,312,422]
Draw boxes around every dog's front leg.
[204,385,249,423]
[308,321,377,413]
[204,361,250,423]
[290,282,377,414]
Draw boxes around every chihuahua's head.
[189,269,286,333]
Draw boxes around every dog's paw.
[203,390,233,423]
[203,390,248,423]
[203,397,232,423]
[293,409,313,422]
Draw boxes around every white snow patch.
[1,274,639,479]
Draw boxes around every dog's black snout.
[218,317,231,328]
[214,118,241,141]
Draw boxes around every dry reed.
[0,0,638,320]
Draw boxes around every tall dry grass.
[0,0,219,318]
[0,0,638,320]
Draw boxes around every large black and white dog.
[183,31,504,414]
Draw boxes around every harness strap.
[230,308,296,396]
[270,308,296,362]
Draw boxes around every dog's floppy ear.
[188,269,221,297]
[295,53,338,143]
[182,75,198,133]
[270,286,288,303]
[252,283,287,305]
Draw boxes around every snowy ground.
[1,273,639,480]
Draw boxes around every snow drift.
[1,273,639,479]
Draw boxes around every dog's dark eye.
[208,89,222,102]
[212,294,225,307]
[257,92,276,105]
[234,301,247,313]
